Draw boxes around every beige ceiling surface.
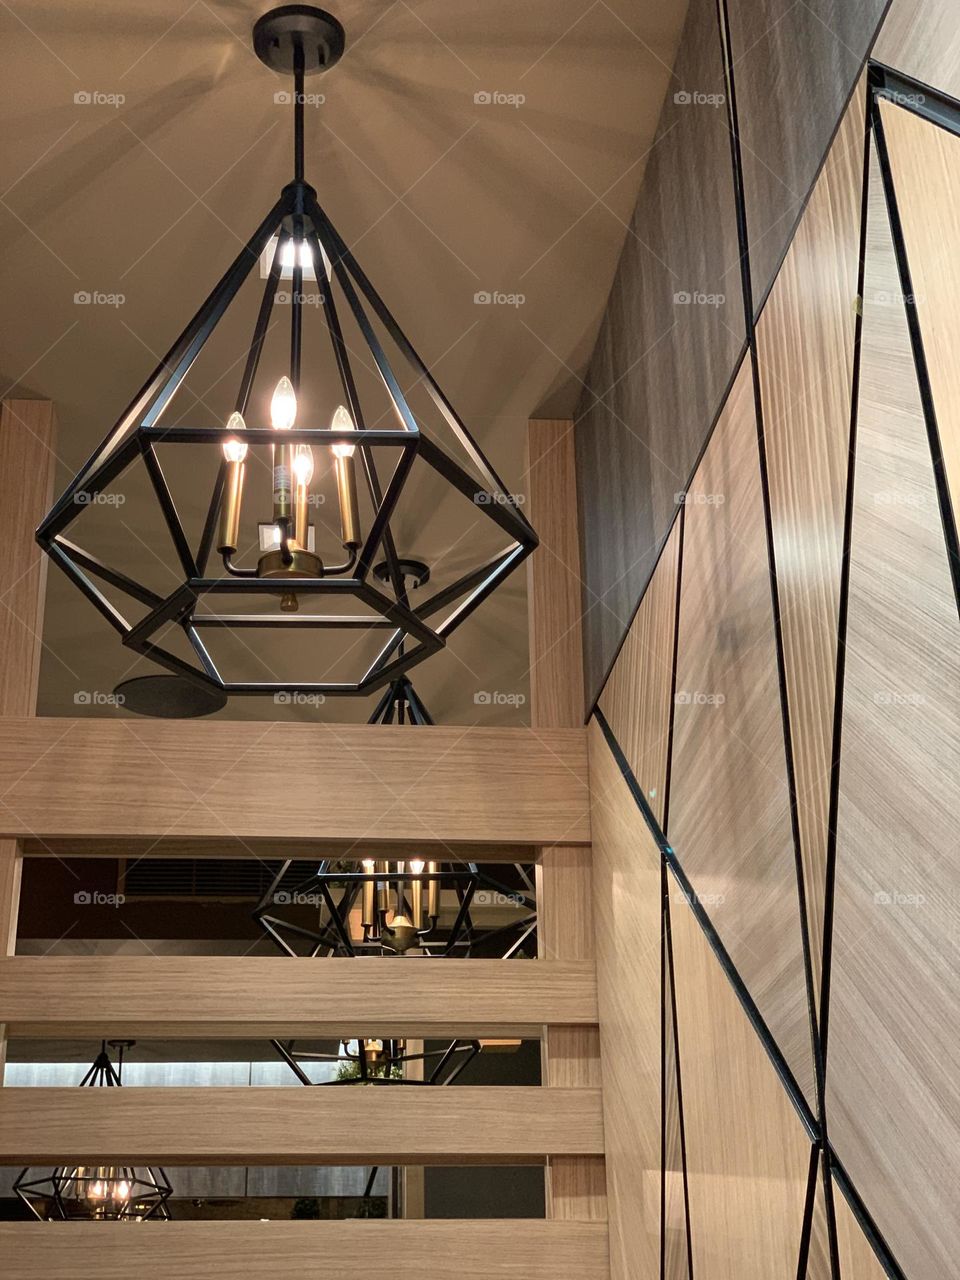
[0,0,688,725]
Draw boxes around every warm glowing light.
[114,1179,132,1201]
[409,859,425,875]
[362,858,375,872]
[271,376,297,430]
[292,443,314,485]
[222,410,247,462]
[331,404,356,457]
[280,239,314,271]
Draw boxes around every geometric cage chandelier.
[13,1040,173,1222]
[36,5,536,698]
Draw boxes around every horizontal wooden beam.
[0,957,598,1038]
[18,836,534,862]
[0,719,589,846]
[0,1221,610,1279]
[0,1086,604,1165]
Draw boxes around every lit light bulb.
[280,238,314,272]
[271,376,297,430]
[292,443,314,486]
[114,1179,132,1201]
[409,859,425,875]
[331,404,356,457]
[222,410,247,462]
[362,858,375,872]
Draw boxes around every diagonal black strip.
[663,871,695,1280]
[872,94,960,622]
[796,1144,820,1280]
[816,79,874,1279]
[593,705,819,1140]
[661,865,668,1280]
[830,1149,909,1280]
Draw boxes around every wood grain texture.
[826,148,960,1280]
[0,719,589,846]
[0,1086,604,1164]
[670,892,810,1279]
[0,1221,610,1280]
[0,398,56,1080]
[724,0,885,311]
[0,956,597,1039]
[527,416,606,1222]
[756,83,866,1006]
[663,922,691,1279]
[527,419,585,727]
[874,0,960,102]
[598,517,680,825]
[588,719,660,1278]
[835,1189,889,1279]
[880,99,960,533]
[668,356,815,1109]
[18,836,534,862]
[806,1163,832,1279]
[575,0,744,704]
[0,399,57,718]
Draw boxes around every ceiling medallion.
[13,1041,173,1221]
[37,5,535,699]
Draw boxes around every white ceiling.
[0,0,688,725]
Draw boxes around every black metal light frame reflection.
[13,1041,173,1222]
[35,6,537,699]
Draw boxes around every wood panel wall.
[0,398,56,1077]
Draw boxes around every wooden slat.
[0,1086,604,1165]
[527,417,607,1223]
[0,957,597,1038]
[526,419,584,728]
[0,1220,610,1280]
[0,398,57,1079]
[0,719,589,845]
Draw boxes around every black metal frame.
[253,858,537,959]
[272,1036,483,1088]
[36,23,536,699]
[13,1041,173,1222]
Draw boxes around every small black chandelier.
[273,1037,484,1088]
[14,1041,173,1222]
[36,5,536,699]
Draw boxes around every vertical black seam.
[872,95,960,622]
[717,0,826,1175]
[665,881,695,1280]
[593,706,819,1139]
[796,1144,820,1280]
[830,1150,910,1280]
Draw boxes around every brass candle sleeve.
[272,440,293,521]
[410,875,423,930]
[361,875,375,929]
[294,480,309,546]
[427,861,439,919]
[335,452,361,548]
[217,460,245,553]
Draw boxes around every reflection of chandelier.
[274,1037,484,1087]
[255,843,537,958]
[35,5,536,699]
[14,1042,173,1222]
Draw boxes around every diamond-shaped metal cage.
[36,177,537,698]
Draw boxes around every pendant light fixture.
[36,5,536,699]
[254,676,538,957]
[13,1041,173,1222]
